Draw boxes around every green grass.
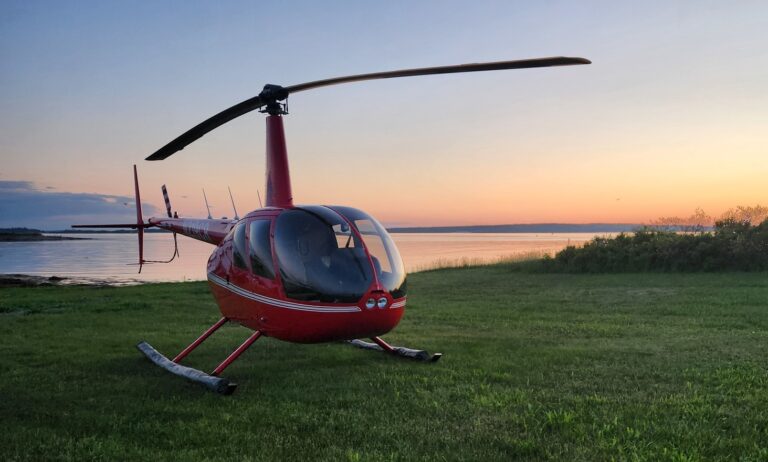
[2,267,768,461]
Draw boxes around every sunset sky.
[1,1,766,229]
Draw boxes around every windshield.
[274,207,373,302]
[331,206,407,299]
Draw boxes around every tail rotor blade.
[161,184,172,218]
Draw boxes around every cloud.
[0,180,158,230]
[0,180,36,191]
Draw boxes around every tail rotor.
[73,165,180,273]
[161,184,173,218]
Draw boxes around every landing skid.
[348,336,442,362]
[137,341,236,394]
[138,320,441,394]
[136,317,262,395]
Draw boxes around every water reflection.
[0,233,207,283]
[0,232,604,283]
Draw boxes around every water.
[0,232,605,283]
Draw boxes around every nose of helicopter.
[349,290,406,339]
[362,290,393,310]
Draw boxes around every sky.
[1,1,766,229]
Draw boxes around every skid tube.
[136,317,262,395]
[348,336,442,362]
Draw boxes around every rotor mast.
[259,88,293,208]
[264,112,293,208]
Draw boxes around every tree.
[651,207,712,234]
[720,205,768,226]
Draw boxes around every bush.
[543,219,768,273]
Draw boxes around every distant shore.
[387,223,639,233]
[0,229,88,242]
[0,274,68,287]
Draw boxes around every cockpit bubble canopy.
[331,206,406,298]
[273,206,406,303]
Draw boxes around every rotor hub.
[258,84,289,115]
[261,101,288,116]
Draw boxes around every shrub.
[543,219,768,273]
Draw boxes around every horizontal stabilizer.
[72,223,151,229]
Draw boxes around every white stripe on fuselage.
[207,272,361,313]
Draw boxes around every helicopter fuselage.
[149,203,407,343]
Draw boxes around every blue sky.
[2,1,767,228]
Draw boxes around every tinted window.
[249,220,274,279]
[232,222,248,270]
[274,208,372,302]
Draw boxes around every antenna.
[202,188,212,219]
[228,186,240,220]
[257,189,263,208]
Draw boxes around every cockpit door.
[245,218,277,286]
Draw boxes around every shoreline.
[0,234,90,242]
[0,273,156,288]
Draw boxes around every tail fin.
[133,165,145,272]
[72,164,150,273]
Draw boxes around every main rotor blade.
[146,94,265,160]
[285,56,590,94]
[146,56,590,161]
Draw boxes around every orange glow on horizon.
[3,3,766,229]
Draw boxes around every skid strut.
[136,317,262,394]
[348,336,442,362]
[173,317,228,363]
[212,331,262,376]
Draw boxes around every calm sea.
[0,232,605,283]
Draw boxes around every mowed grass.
[1,268,768,461]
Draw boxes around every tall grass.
[412,250,551,272]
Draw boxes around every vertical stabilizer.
[133,165,145,272]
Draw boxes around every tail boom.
[149,217,234,245]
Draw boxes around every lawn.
[1,267,767,461]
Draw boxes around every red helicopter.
[76,57,590,394]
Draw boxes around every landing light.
[377,297,388,309]
[365,298,376,309]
